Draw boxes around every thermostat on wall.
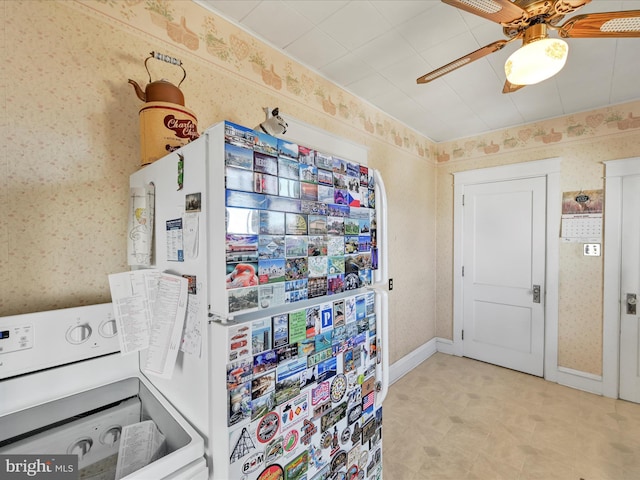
[583,243,601,256]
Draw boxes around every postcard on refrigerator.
[313,151,331,170]
[253,349,278,375]
[259,283,285,310]
[278,139,299,160]
[225,143,254,170]
[308,235,327,256]
[308,215,327,234]
[252,318,272,354]
[308,256,328,278]
[359,166,369,186]
[327,217,344,236]
[327,204,349,217]
[317,169,333,187]
[301,200,327,216]
[278,157,300,180]
[334,189,347,205]
[265,195,301,213]
[328,256,345,274]
[254,173,279,195]
[299,164,318,184]
[227,358,253,389]
[259,235,285,259]
[226,190,266,210]
[254,152,278,176]
[227,323,250,362]
[308,277,328,299]
[226,166,254,192]
[344,218,359,235]
[333,172,347,189]
[279,178,301,199]
[288,309,307,344]
[285,257,309,280]
[327,274,344,295]
[285,213,308,235]
[258,259,286,284]
[301,182,318,201]
[254,131,278,156]
[333,157,348,175]
[225,121,257,149]
[298,145,315,166]
[259,211,286,235]
[285,235,308,258]
[252,370,276,399]
[272,313,289,348]
[251,391,275,421]
[228,286,259,313]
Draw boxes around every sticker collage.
[224,121,379,315]
[226,292,383,480]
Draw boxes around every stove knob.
[100,426,122,446]
[99,319,118,338]
[67,437,93,459]
[66,324,92,344]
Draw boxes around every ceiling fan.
[416,0,640,93]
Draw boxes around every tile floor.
[382,353,640,479]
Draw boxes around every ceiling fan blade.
[502,80,525,94]
[558,10,640,38]
[417,40,508,84]
[442,0,528,24]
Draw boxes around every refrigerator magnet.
[256,464,284,480]
[165,218,184,262]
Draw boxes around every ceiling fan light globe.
[504,38,569,85]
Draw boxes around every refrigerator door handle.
[372,169,388,286]
[374,288,389,406]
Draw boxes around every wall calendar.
[560,189,603,243]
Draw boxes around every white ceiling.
[197,0,640,142]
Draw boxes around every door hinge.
[462,194,465,206]
[462,329,464,340]
[462,266,465,277]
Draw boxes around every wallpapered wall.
[435,117,640,375]
[2,0,639,374]
[1,0,436,365]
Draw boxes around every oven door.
[0,377,206,479]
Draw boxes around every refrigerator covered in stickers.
[129,120,389,480]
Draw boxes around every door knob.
[627,293,637,315]
[532,285,541,304]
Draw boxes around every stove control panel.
[0,303,120,380]
[0,324,34,354]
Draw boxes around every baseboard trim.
[556,366,603,395]
[389,338,437,385]
[388,338,606,398]
[436,337,454,355]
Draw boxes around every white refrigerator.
[129,120,389,480]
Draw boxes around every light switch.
[583,243,601,256]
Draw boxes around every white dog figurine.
[255,107,287,136]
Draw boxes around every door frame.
[452,158,561,382]
[602,157,640,398]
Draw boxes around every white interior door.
[619,174,640,402]
[462,176,547,376]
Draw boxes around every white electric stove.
[0,303,207,480]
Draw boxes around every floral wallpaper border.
[434,100,640,163]
[75,0,431,159]
[75,1,640,166]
